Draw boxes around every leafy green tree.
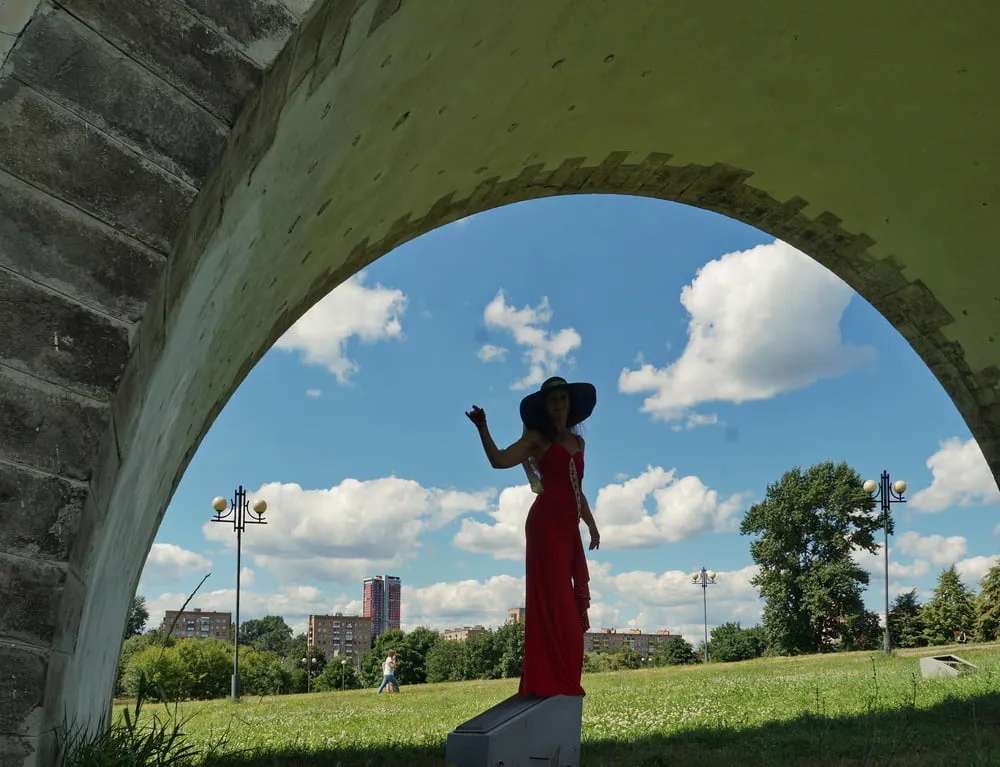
[123,646,187,701]
[583,652,615,673]
[240,616,293,657]
[658,636,698,666]
[465,630,503,680]
[287,633,309,664]
[314,659,361,691]
[115,632,165,697]
[888,589,927,648]
[710,622,767,663]
[241,649,291,696]
[740,461,883,655]
[922,566,976,645]
[173,638,231,699]
[975,564,1000,641]
[493,620,525,679]
[838,609,882,651]
[124,595,149,640]
[616,646,643,669]
[425,639,469,683]
[401,626,442,684]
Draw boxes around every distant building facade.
[308,613,372,668]
[507,607,526,624]
[363,574,401,637]
[441,625,486,641]
[160,608,231,640]
[584,627,675,658]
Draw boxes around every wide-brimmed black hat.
[519,376,597,432]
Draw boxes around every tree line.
[118,459,999,700]
[116,603,703,701]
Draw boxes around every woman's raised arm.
[465,406,540,469]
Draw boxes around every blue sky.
[141,194,1000,644]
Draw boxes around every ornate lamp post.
[341,657,347,690]
[691,567,717,663]
[211,486,268,701]
[863,472,906,655]
[303,656,317,693]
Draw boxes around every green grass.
[110,648,1000,767]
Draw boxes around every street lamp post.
[211,486,268,702]
[303,656,316,693]
[691,567,718,664]
[341,658,347,690]
[863,472,907,656]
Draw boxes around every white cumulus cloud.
[139,543,212,589]
[203,478,492,584]
[402,575,526,630]
[480,291,582,390]
[895,531,967,567]
[955,555,1000,587]
[451,467,748,559]
[618,240,875,422]
[909,437,1000,513]
[274,272,407,383]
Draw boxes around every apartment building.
[362,574,401,637]
[441,625,486,641]
[307,613,372,668]
[584,627,675,658]
[160,608,231,640]
[507,607,526,624]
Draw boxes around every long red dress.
[518,439,592,698]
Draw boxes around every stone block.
[177,0,297,67]
[0,557,65,646]
[287,0,330,98]
[59,0,262,124]
[0,644,46,737]
[0,736,37,767]
[0,82,195,255]
[0,368,108,482]
[0,0,39,35]
[310,0,362,93]
[0,171,164,324]
[10,9,228,185]
[0,271,129,400]
[0,462,85,562]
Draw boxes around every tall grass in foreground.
[68,647,1000,767]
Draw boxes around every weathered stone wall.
[0,1,306,763]
[1,1,998,766]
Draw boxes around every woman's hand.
[465,405,487,429]
[588,523,601,551]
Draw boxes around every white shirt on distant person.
[383,656,396,676]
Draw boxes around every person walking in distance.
[466,376,600,698]
[376,650,399,694]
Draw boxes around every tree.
[172,638,231,699]
[124,595,149,640]
[465,630,503,680]
[888,589,926,648]
[401,626,442,684]
[240,616,293,657]
[360,629,418,686]
[922,566,976,645]
[493,620,525,679]
[710,622,767,663]
[658,636,698,666]
[241,649,291,696]
[123,646,187,701]
[740,461,883,655]
[975,564,1000,641]
[115,632,165,697]
[426,639,469,683]
[838,609,882,651]
[314,659,361,691]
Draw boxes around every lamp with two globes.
[211,486,268,701]
[691,567,718,663]
[863,472,907,655]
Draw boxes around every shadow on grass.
[200,689,1000,767]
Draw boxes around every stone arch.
[1,0,998,764]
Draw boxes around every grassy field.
[114,647,1000,767]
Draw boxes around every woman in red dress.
[466,376,600,697]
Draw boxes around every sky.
[140,194,1000,648]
